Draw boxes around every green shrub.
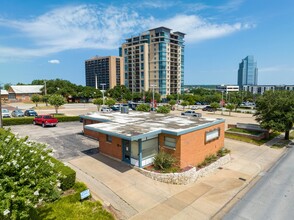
[3,117,35,126]
[136,104,150,112]
[217,148,231,157]
[156,105,171,114]
[3,116,79,126]
[153,151,177,170]
[50,157,76,191]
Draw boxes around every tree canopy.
[48,94,66,114]
[254,90,294,140]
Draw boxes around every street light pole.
[221,90,224,115]
[100,83,106,106]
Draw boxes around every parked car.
[1,109,10,118]
[110,106,120,111]
[191,106,199,110]
[11,109,25,117]
[24,109,38,116]
[101,107,112,112]
[181,110,202,117]
[202,106,215,112]
[33,115,58,127]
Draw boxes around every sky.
[0,0,293,86]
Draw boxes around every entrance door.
[122,140,131,163]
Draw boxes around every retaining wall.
[134,154,231,185]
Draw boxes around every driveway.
[7,122,98,161]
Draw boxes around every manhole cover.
[239,177,246,181]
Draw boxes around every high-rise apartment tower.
[237,56,258,87]
[85,56,124,90]
[120,27,185,97]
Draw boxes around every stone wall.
[134,154,231,185]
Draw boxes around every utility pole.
[95,74,98,90]
[100,83,106,106]
[44,80,47,95]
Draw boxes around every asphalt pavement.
[7,122,98,161]
[223,145,294,220]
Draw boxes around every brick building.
[8,85,43,102]
[81,112,225,168]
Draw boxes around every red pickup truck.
[33,115,58,128]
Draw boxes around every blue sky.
[0,0,293,86]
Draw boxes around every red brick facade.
[159,122,225,168]
[98,134,122,160]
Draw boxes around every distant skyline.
[0,0,293,86]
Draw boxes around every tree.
[225,103,236,116]
[42,94,50,106]
[136,104,150,112]
[210,102,220,113]
[93,98,103,111]
[168,100,176,110]
[31,94,42,107]
[48,94,66,114]
[0,129,60,219]
[4,83,11,90]
[156,105,170,114]
[105,98,116,107]
[181,101,189,110]
[107,85,131,101]
[254,90,294,140]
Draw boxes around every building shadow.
[81,150,132,173]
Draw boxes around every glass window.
[131,141,138,159]
[164,137,176,148]
[106,135,112,143]
[205,129,220,143]
[142,138,158,158]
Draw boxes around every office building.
[242,85,294,94]
[120,27,185,97]
[238,56,258,87]
[85,56,124,90]
[216,85,239,93]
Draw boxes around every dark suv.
[202,106,215,112]
[24,109,38,116]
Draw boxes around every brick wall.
[98,134,122,160]
[159,122,225,168]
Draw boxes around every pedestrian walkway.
[67,138,286,220]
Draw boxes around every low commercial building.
[216,85,239,93]
[242,85,294,94]
[81,112,225,168]
[8,85,43,102]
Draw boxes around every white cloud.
[48,59,60,64]
[139,0,176,9]
[0,4,253,61]
[156,14,252,43]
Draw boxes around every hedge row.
[50,157,76,191]
[3,116,80,126]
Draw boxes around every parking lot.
[7,121,98,161]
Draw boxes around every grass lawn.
[225,132,280,146]
[227,127,262,135]
[34,182,114,220]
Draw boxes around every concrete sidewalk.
[67,138,285,220]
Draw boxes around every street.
[224,146,294,220]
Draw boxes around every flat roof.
[82,112,225,141]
